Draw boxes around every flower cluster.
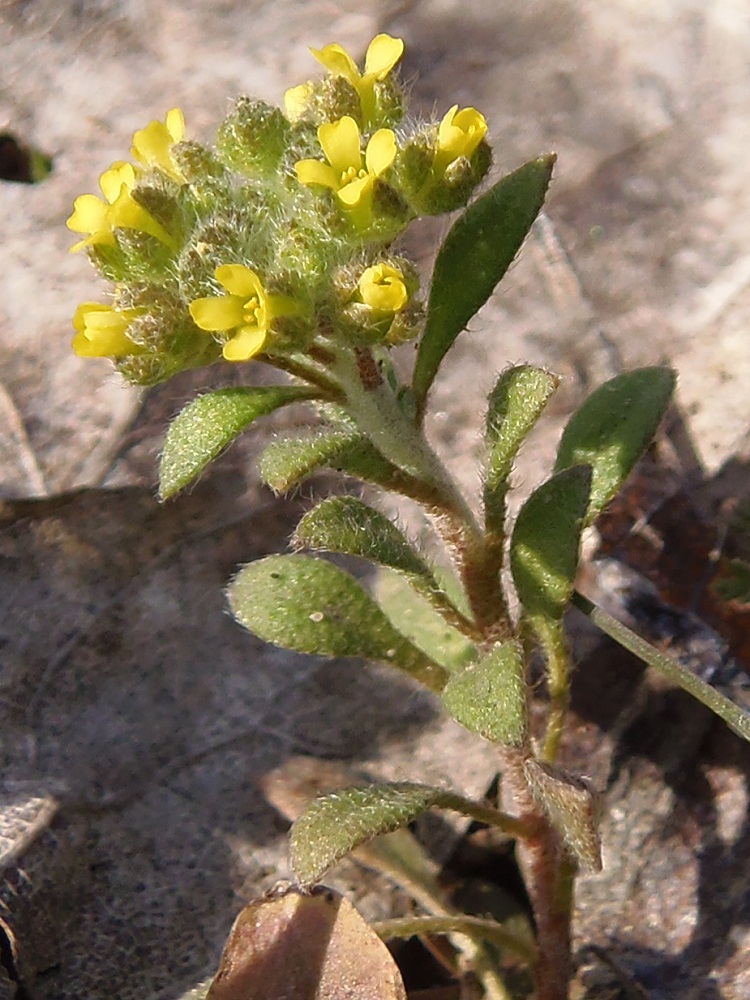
[68,35,491,384]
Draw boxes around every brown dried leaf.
[207,884,406,1000]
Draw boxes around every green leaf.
[260,427,413,494]
[412,155,556,413]
[554,367,676,524]
[294,496,435,585]
[372,570,476,672]
[510,466,592,623]
[484,365,560,536]
[159,386,316,499]
[227,554,447,691]
[259,426,362,493]
[441,640,527,746]
[290,783,450,885]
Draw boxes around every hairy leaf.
[294,496,435,584]
[510,465,591,623]
[554,367,676,524]
[524,758,602,872]
[228,554,447,691]
[290,783,449,885]
[441,640,527,746]
[259,426,362,493]
[159,386,315,499]
[484,365,560,536]
[413,155,556,413]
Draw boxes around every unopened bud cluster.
[68,35,491,385]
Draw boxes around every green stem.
[571,590,750,743]
[268,352,344,399]
[437,791,532,839]
[327,342,480,534]
[535,617,571,762]
[373,914,537,967]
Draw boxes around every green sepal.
[554,367,676,525]
[484,365,560,536]
[293,496,436,586]
[290,782,456,885]
[510,465,592,624]
[412,155,556,415]
[441,640,527,746]
[158,386,316,499]
[227,554,447,691]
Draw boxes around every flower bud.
[217,98,292,177]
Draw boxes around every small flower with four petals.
[66,160,176,252]
[285,33,403,126]
[357,263,408,315]
[189,264,298,362]
[295,116,396,231]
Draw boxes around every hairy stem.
[536,617,572,763]
[499,748,573,1000]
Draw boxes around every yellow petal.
[365,129,396,177]
[215,264,264,298]
[110,188,176,247]
[71,304,135,356]
[165,108,185,142]
[131,110,184,180]
[337,173,372,207]
[359,264,408,312]
[189,295,246,331]
[99,161,135,203]
[318,117,361,176]
[284,83,313,121]
[364,34,404,80]
[223,325,267,361]
[72,302,111,331]
[66,194,109,234]
[310,42,359,85]
[437,105,487,161]
[295,159,338,189]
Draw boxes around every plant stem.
[328,343,476,520]
[536,617,571,763]
[373,914,537,967]
[499,748,573,1000]
[571,590,750,743]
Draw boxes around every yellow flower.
[189,264,297,362]
[433,105,488,175]
[310,34,403,125]
[295,116,396,230]
[130,107,185,182]
[358,264,408,313]
[66,160,176,252]
[71,303,141,357]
